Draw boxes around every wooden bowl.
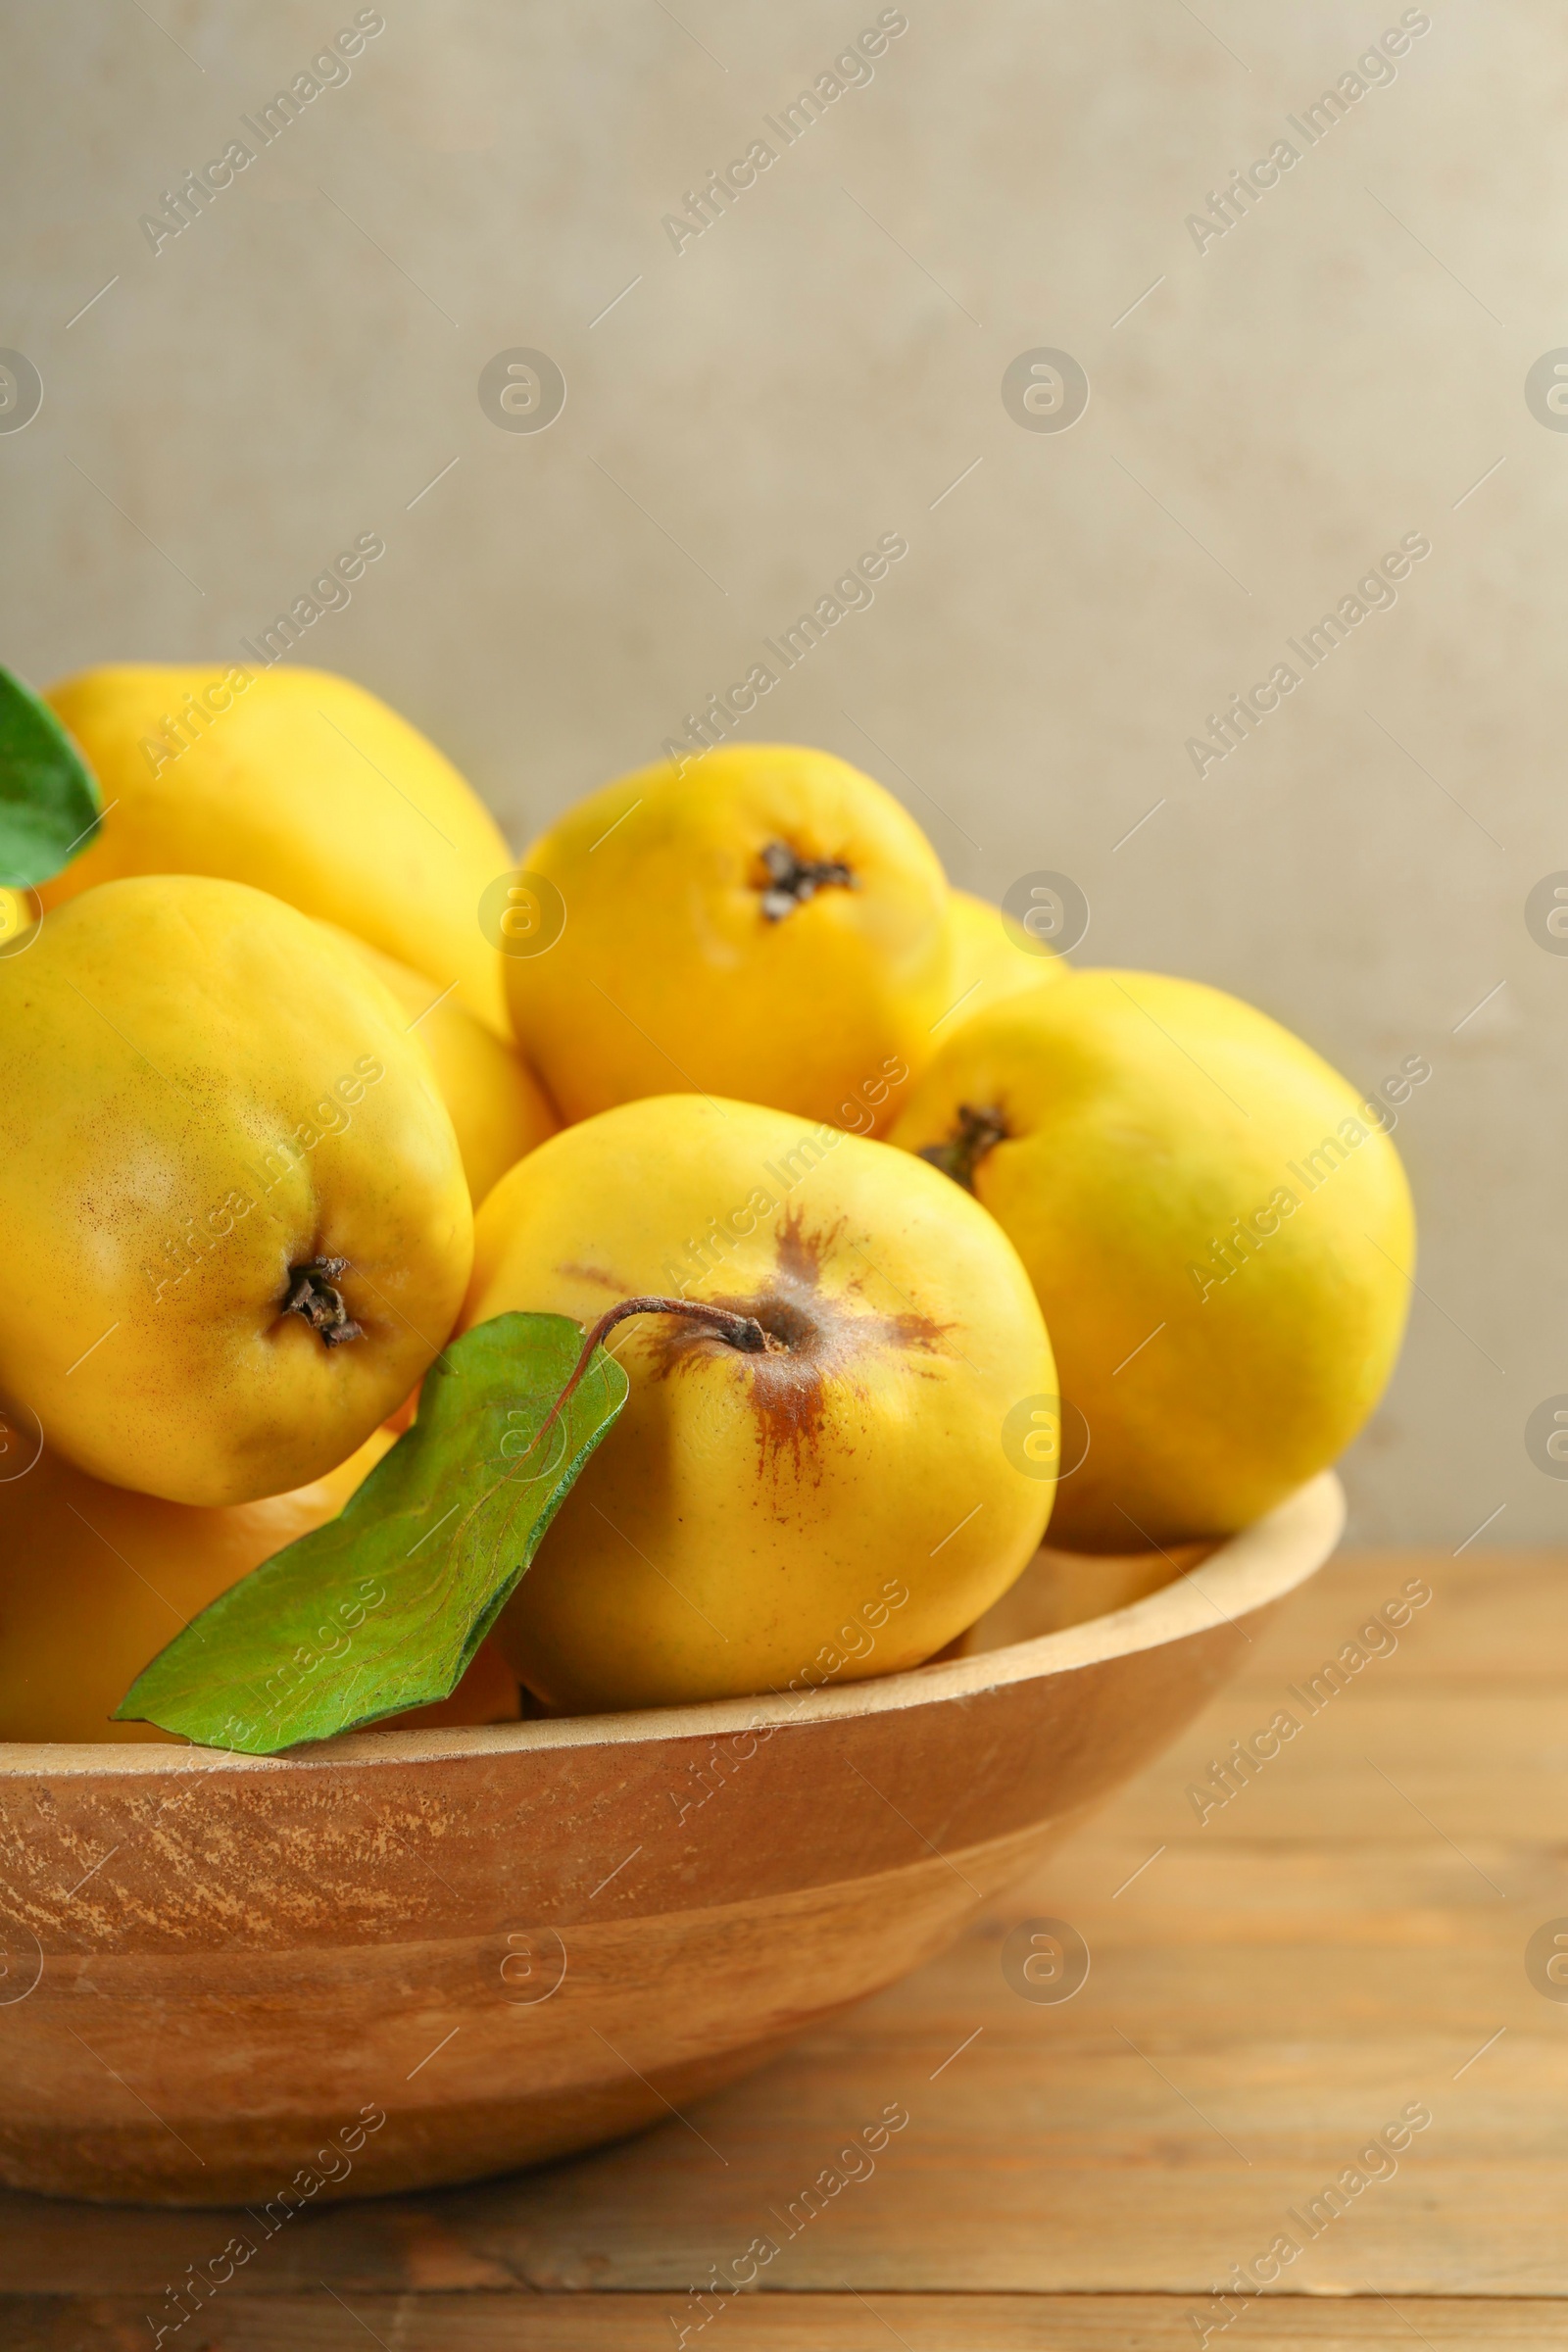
[0,1473,1343,2206]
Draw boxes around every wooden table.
[3,1544,1563,2350]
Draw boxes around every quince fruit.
[505,745,950,1127]
[945,888,1067,1022]
[0,1428,519,1741]
[41,663,514,1037]
[0,876,472,1507]
[459,1093,1054,1712]
[321,925,558,1206]
[891,970,1413,1550]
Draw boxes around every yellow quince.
[892,970,1414,1549]
[42,663,514,1037]
[0,876,472,1506]
[504,745,951,1128]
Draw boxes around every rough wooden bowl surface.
[0,1473,1344,2207]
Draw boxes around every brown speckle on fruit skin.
[642,1208,951,1482]
[558,1261,631,1295]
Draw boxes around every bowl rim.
[0,1472,1345,1782]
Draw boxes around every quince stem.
[528,1296,776,1460]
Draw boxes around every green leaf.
[0,664,102,887]
[115,1312,628,1754]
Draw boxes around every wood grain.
[5,2292,1568,2350]
[0,1480,1339,2203]
[0,1540,1562,2352]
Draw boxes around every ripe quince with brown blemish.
[458,1093,1055,1712]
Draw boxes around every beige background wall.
[2,0,1561,1541]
